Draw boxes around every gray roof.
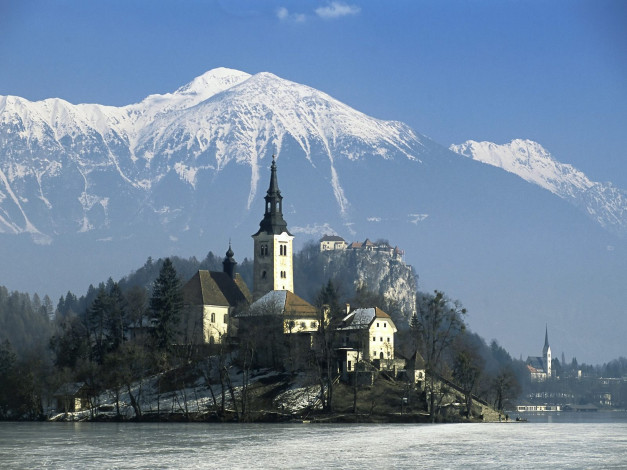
[337,307,396,331]
[240,290,318,318]
[320,235,345,242]
[526,356,546,372]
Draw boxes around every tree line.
[2,246,626,420]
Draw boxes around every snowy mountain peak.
[450,139,594,194]
[450,139,627,235]
[173,67,251,98]
[0,68,427,239]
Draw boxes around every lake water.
[1,413,626,469]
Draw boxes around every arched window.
[262,270,267,279]
[211,312,215,323]
[380,352,384,360]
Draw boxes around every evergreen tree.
[86,287,109,363]
[106,282,127,350]
[150,258,183,352]
[315,279,343,321]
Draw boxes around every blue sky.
[2,0,625,185]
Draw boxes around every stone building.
[180,246,251,345]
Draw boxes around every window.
[311,321,317,328]
[224,314,228,323]
[384,322,387,328]
[347,361,352,371]
[380,337,383,342]
[279,244,287,256]
[261,270,267,279]
[387,337,390,342]
[260,244,269,256]
[211,312,215,323]
[300,322,306,328]
[376,322,380,327]
[372,336,376,342]
[280,271,286,279]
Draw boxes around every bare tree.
[452,347,484,418]
[413,290,466,422]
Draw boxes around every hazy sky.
[1,0,625,185]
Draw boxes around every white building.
[337,306,398,367]
[526,325,552,381]
[320,235,347,251]
[180,246,251,345]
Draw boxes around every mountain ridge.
[450,139,627,236]
[0,68,429,239]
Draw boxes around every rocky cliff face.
[298,248,417,328]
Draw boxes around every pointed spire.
[268,154,280,196]
[253,155,291,236]
[543,324,551,357]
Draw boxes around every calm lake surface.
[1,413,626,469]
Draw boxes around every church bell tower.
[252,156,294,300]
[543,325,552,378]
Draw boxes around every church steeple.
[254,156,291,236]
[252,155,294,300]
[543,324,552,378]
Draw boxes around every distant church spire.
[543,324,552,378]
[254,155,291,236]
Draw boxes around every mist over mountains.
[1,68,625,364]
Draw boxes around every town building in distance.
[319,234,404,261]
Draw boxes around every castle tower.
[252,156,294,299]
[543,325,552,378]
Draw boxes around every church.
[179,155,397,371]
[180,156,319,346]
[526,326,552,381]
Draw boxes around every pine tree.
[150,258,183,352]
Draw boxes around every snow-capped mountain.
[0,67,427,241]
[2,68,627,364]
[450,139,627,236]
